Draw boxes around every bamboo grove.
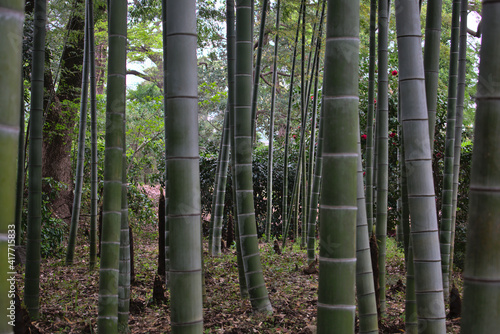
[1,0,498,333]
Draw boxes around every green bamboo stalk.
[118,92,130,331]
[423,0,443,149]
[365,0,377,235]
[24,0,46,320]
[461,6,500,332]
[282,2,303,242]
[234,0,272,313]
[165,1,204,331]
[265,0,280,242]
[375,0,389,316]
[250,0,268,142]
[304,56,322,263]
[67,0,90,265]
[0,0,24,332]
[300,143,307,248]
[316,0,359,331]
[15,73,25,247]
[306,104,323,265]
[283,162,301,249]
[356,142,379,333]
[227,0,248,299]
[89,0,98,270]
[299,0,307,249]
[303,3,325,252]
[306,0,325,207]
[449,0,468,287]
[210,109,230,255]
[209,149,220,254]
[395,0,447,331]
[439,0,461,300]
[161,0,170,289]
[98,0,126,331]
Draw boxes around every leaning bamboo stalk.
[226,0,248,299]
[250,0,268,142]
[210,109,230,255]
[67,0,90,265]
[234,0,273,313]
[395,0,446,331]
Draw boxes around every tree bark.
[42,0,85,221]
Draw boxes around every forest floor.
[16,221,463,334]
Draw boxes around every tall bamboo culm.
[98,0,126,331]
[439,0,461,299]
[89,0,98,269]
[316,0,359,331]
[449,0,469,284]
[395,0,446,331]
[161,0,170,287]
[250,0,268,141]
[165,0,204,331]
[226,0,249,299]
[234,0,272,313]
[118,96,130,331]
[365,0,377,235]
[282,2,303,242]
[24,0,47,320]
[210,109,230,255]
[0,0,24,331]
[423,0,443,149]
[375,0,389,315]
[67,0,90,265]
[461,4,500,332]
[306,70,324,265]
[265,0,280,242]
[355,141,379,333]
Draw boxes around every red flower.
[293,135,297,139]
[311,95,314,100]
[391,70,398,76]
[361,134,367,140]
[363,172,366,176]
[389,132,396,138]
[374,99,377,103]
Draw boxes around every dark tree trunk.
[42,0,85,221]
